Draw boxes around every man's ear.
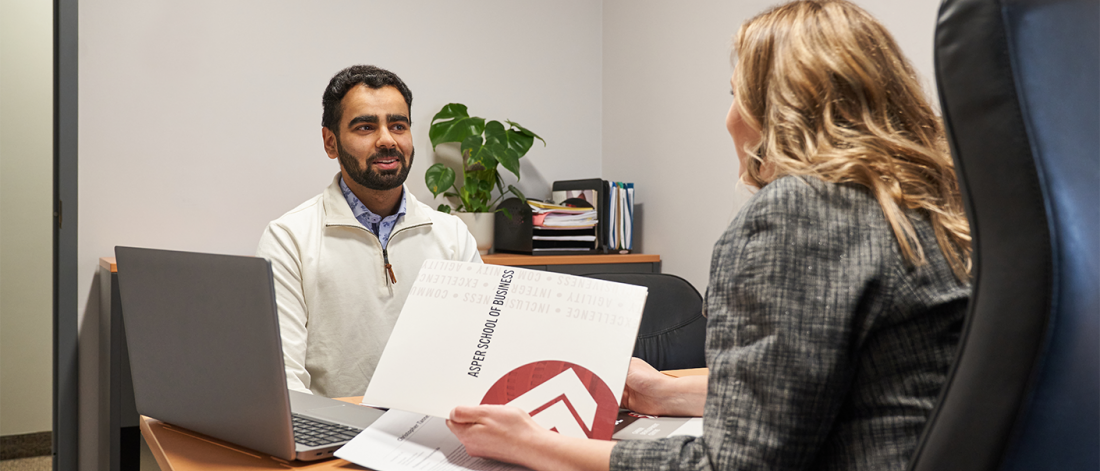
[322,127,339,160]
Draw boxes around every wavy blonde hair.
[733,0,971,281]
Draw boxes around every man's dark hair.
[321,65,413,132]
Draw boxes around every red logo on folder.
[481,361,618,440]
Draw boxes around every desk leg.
[138,418,174,471]
[110,271,141,470]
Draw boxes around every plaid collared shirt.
[339,178,407,249]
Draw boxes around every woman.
[447,1,971,470]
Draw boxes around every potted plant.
[425,103,545,254]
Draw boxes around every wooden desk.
[482,253,660,275]
[101,253,660,272]
[140,369,706,470]
[662,368,707,378]
[140,397,368,470]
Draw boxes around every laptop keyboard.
[291,413,362,447]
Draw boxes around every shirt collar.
[338,177,407,228]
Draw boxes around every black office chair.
[907,0,1099,470]
[584,273,707,371]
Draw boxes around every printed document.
[335,409,529,471]
[613,412,703,440]
[360,260,648,441]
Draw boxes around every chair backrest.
[909,0,1099,470]
[583,273,707,371]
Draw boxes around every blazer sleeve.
[256,222,313,394]
[612,178,889,471]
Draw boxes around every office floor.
[0,435,160,471]
[0,456,50,471]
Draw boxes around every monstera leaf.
[430,104,485,149]
[425,163,456,198]
[503,120,542,156]
[426,103,545,214]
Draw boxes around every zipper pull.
[383,248,397,284]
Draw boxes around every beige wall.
[602,0,942,290]
[0,0,55,436]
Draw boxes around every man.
[257,65,481,398]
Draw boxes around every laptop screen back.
[114,246,296,459]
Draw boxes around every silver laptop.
[114,246,383,461]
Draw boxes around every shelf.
[482,253,659,267]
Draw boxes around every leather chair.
[908,0,1099,469]
[583,273,707,371]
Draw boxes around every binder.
[603,180,635,253]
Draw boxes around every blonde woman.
[447,1,972,470]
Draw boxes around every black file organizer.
[494,198,600,255]
[552,179,608,252]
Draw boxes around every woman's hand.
[620,357,708,417]
[447,405,616,471]
[620,357,674,415]
[447,405,548,467]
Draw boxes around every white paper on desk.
[362,260,648,440]
[334,409,530,471]
[612,412,703,440]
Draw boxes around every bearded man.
[257,65,481,397]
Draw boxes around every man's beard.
[337,139,414,191]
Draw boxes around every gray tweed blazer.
[611,176,968,471]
